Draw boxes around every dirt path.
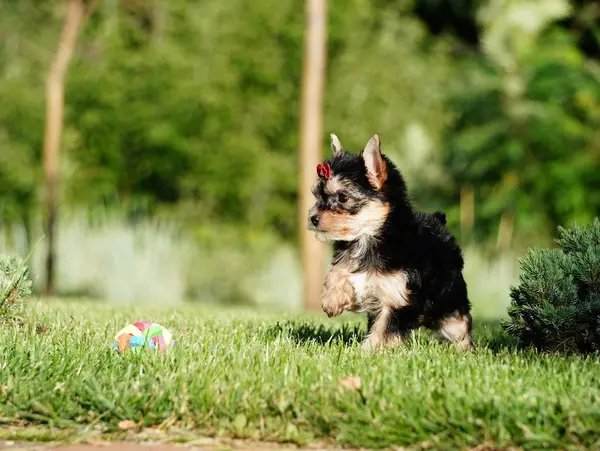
[1,441,355,451]
[2,445,305,451]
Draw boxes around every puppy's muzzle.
[307,206,320,231]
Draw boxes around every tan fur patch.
[363,307,404,351]
[362,135,388,191]
[320,210,352,230]
[439,314,474,351]
[318,201,390,241]
[348,270,410,312]
[367,160,388,191]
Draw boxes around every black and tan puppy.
[308,134,473,352]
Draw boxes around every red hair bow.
[316,162,331,180]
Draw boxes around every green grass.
[2,300,600,450]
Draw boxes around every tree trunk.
[298,0,328,310]
[460,186,474,243]
[42,0,87,296]
[496,211,515,251]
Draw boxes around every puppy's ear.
[362,135,387,190]
[330,134,344,157]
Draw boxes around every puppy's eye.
[338,193,348,203]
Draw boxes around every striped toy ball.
[112,321,175,353]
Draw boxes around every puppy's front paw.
[320,267,356,318]
[320,294,348,318]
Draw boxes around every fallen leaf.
[35,324,49,334]
[118,420,137,430]
[339,375,362,391]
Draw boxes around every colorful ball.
[112,321,175,353]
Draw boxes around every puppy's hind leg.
[433,274,474,351]
[362,306,420,352]
[362,308,399,351]
[438,312,473,351]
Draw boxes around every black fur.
[431,211,446,225]
[313,143,472,347]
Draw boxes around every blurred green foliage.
[436,0,600,243]
[1,0,600,248]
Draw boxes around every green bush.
[503,218,600,352]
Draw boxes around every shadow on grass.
[265,317,519,351]
[265,320,366,346]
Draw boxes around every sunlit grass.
[2,299,600,449]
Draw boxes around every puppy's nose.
[310,214,320,227]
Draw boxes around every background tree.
[43,0,94,295]
[298,0,327,310]
[0,0,599,303]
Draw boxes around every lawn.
[2,299,600,450]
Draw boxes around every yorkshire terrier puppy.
[307,134,473,352]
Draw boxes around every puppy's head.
[307,134,403,242]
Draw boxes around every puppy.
[307,134,473,352]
